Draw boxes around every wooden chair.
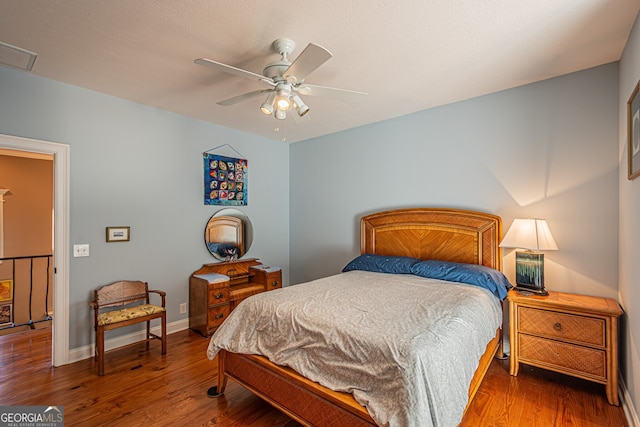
[89,280,167,375]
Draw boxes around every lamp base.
[514,251,547,295]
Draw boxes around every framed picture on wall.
[106,226,130,242]
[0,304,12,327]
[0,280,12,303]
[628,80,640,180]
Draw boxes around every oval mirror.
[204,209,253,261]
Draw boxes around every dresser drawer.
[264,271,282,289]
[208,304,230,328]
[518,306,605,347]
[208,287,230,303]
[519,334,606,380]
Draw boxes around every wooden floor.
[0,328,628,426]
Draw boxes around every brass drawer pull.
[553,322,562,331]
[214,313,224,320]
[270,281,279,287]
[214,293,224,299]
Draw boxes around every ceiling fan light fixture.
[260,92,276,115]
[275,84,291,110]
[292,94,309,116]
[275,109,287,120]
[196,38,367,129]
[276,94,290,110]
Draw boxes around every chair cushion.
[97,304,165,326]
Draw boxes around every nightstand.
[508,289,623,406]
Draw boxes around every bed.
[206,208,509,426]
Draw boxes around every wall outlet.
[73,244,90,257]
[179,303,187,314]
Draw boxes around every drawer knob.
[270,281,279,287]
[553,322,562,331]
[214,313,224,320]
[214,293,224,299]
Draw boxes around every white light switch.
[73,244,90,257]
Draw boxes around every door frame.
[0,133,69,366]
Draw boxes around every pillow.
[207,242,239,261]
[342,254,421,274]
[410,260,512,300]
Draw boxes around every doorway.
[0,133,69,366]
[0,151,53,336]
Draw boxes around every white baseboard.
[68,318,190,364]
[621,375,640,427]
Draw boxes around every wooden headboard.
[360,208,502,270]
[206,215,245,255]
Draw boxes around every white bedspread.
[207,270,502,427]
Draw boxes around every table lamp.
[500,218,558,295]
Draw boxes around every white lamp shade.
[275,85,291,111]
[260,92,276,115]
[274,108,287,120]
[276,94,290,110]
[500,218,558,251]
[292,94,309,116]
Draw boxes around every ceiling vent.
[0,41,37,71]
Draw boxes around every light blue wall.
[0,66,290,349]
[619,12,640,418]
[0,58,627,403]
[290,63,620,303]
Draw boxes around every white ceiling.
[0,1,638,143]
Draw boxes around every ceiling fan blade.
[297,84,368,102]
[195,58,275,85]
[217,89,272,106]
[284,43,332,83]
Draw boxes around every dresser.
[189,258,282,337]
[508,289,623,405]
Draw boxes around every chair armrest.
[148,290,166,307]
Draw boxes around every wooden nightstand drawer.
[208,304,230,328]
[519,334,606,380]
[518,306,605,347]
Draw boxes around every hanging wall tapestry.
[204,151,248,205]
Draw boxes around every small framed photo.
[106,226,130,242]
[0,280,13,303]
[628,80,640,180]
[0,304,12,327]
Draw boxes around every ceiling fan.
[194,38,367,121]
